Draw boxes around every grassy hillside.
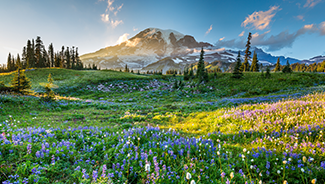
[0,70,325,183]
[0,68,147,92]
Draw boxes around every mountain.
[80,28,212,70]
[299,55,325,65]
[80,28,324,73]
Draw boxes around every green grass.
[0,68,147,91]
[1,69,325,183]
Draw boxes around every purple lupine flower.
[221,172,225,178]
[102,164,107,177]
[51,155,55,165]
[93,170,98,182]
[27,144,32,154]
[82,169,89,179]
[226,178,230,184]
[74,166,81,171]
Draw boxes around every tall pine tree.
[250,51,259,72]
[48,43,54,68]
[232,51,243,78]
[242,32,252,72]
[7,53,12,72]
[196,47,206,83]
[65,47,71,69]
[274,57,281,72]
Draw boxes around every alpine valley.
[80,28,325,73]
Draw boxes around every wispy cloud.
[100,0,123,28]
[216,24,319,51]
[205,25,213,35]
[219,37,225,41]
[320,21,325,35]
[238,31,245,37]
[116,33,129,45]
[101,14,110,22]
[111,20,123,28]
[242,6,281,30]
[295,15,305,21]
[133,27,138,31]
[304,0,322,8]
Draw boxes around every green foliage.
[196,47,208,83]
[282,60,292,74]
[250,51,259,72]
[274,57,281,72]
[265,66,271,78]
[10,67,31,94]
[232,51,243,79]
[242,32,252,72]
[39,74,57,102]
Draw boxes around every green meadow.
[0,68,325,184]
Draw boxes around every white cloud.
[216,24,319,51]
[101,13,109,22]
[205,25,213,35]
[304,0,322,8]
[304,24,315,29]
[252,32,259,38]
[100,0,123,28]
[320,21,325,35]
[133,27,138,31]
[111,20,123,28]
[114,4,123,16]
[239,31,245,37]
[295,15,305,21]
[219,37,225,41]
[242,6,281,30]
[116,33,129,45]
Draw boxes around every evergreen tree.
[75,47,83,70]
[265,66,271,78]
[242,32,252,72]
[184,67,190,80]
[250,51,259,72]
[196,47,206,83]
[71,46,76,69]
[189,65,194,79]
[232,51,243,79]
[40,73,57,102]
[12,56,16,71]
[41,48,48,68]
[61,46,65,68]
[48,43,54,68]
[22,47,27,69]
[7,53,12,72]
[125,64,128,72]
[65,47,71,69]
[16,54,21,69]
[274,57,281,72]
[26,40,34,68]
[282,60,292,74]
[35,36,44,68]
[10,66,31,94]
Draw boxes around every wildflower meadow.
[0,69,325,183]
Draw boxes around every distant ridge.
[80,28,324,72]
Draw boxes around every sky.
[0,0,325,65]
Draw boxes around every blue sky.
[1,0,325,65]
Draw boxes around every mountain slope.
[80,28,212,70]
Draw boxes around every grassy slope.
[0,68,147,90]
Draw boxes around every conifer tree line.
[0,36,92,73]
